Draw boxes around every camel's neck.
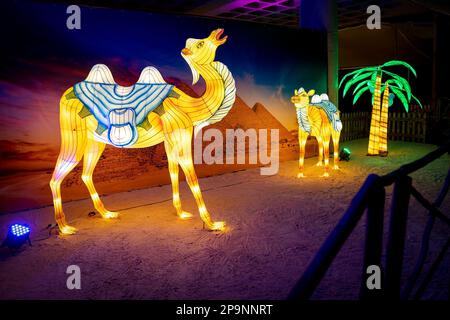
[295,105,311,133]
[295,104,309,112]
[175,61,233,126]
[197,62,223,80]
[197,63,225,109]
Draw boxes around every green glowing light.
[339,60,422,112]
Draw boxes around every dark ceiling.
[44,0,450,29]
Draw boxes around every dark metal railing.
[288,141,450,300]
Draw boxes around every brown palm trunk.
[367,74,381,155]
[379,84,389,156]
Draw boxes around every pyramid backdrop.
[252,102,293,142]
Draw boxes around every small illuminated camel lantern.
[50,29,236,234]
[290,88,342,177]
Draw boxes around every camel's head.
[181,29,228,85]
[291,87,315,108]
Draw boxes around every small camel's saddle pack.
[296,92,343,134]
[69,64,178,147]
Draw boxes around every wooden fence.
[388,112,427,143]
[340,112,370,142]
[340,109,429,143]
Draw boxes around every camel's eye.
[197,41,204,49]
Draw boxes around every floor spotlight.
[1,223,31,252]
[339,147,351,161]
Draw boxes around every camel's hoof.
[59,225,78,235]
[102,211,119,219]
[178,211,193,220]
[297,172,305,178]
[322,172,330,177]
[333,165,340,170]
[316,162,323,167]
[209,221,226,231]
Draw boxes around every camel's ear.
[308,89,315,96]
[294,89,298,96]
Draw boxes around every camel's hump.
[311,94,322,104]
[84,64,167,84]
[311,93,330,104]
[85,64,115,84]
[137,66,166,84]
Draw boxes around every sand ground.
[0,139,448,299]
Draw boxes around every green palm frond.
[353,86,370,105]
[343,71,374,97]
[340,60,421,112]
[385,79,408,99]
[370,71,378,82]
[352,80,370,95]
[387,83,422,110]
[382,60,417,77]
[382,70,412,100]
[339,66,377,88]
[411,94,423,109]
[368,72,379,89]
[390,86,410,112]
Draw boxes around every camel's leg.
[322,132,331,177]
[297,130,308,178]
[332,130,341,170]
[50,97,87,234]
[315,135,323,166]
[164,140,192,220]
[165,127,224,230]
[50,158,82,234]
[82,138,118,219]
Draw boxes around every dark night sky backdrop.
[0,1,327,163]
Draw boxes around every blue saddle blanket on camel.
[74,81,173,147]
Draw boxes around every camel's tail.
[332,112,343,132]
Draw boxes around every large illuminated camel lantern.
[50,29,236,235]
[290,88,342,177]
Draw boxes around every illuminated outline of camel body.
[290,89,341,177]
[50,29,235,235]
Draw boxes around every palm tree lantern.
[339,60,422,156]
